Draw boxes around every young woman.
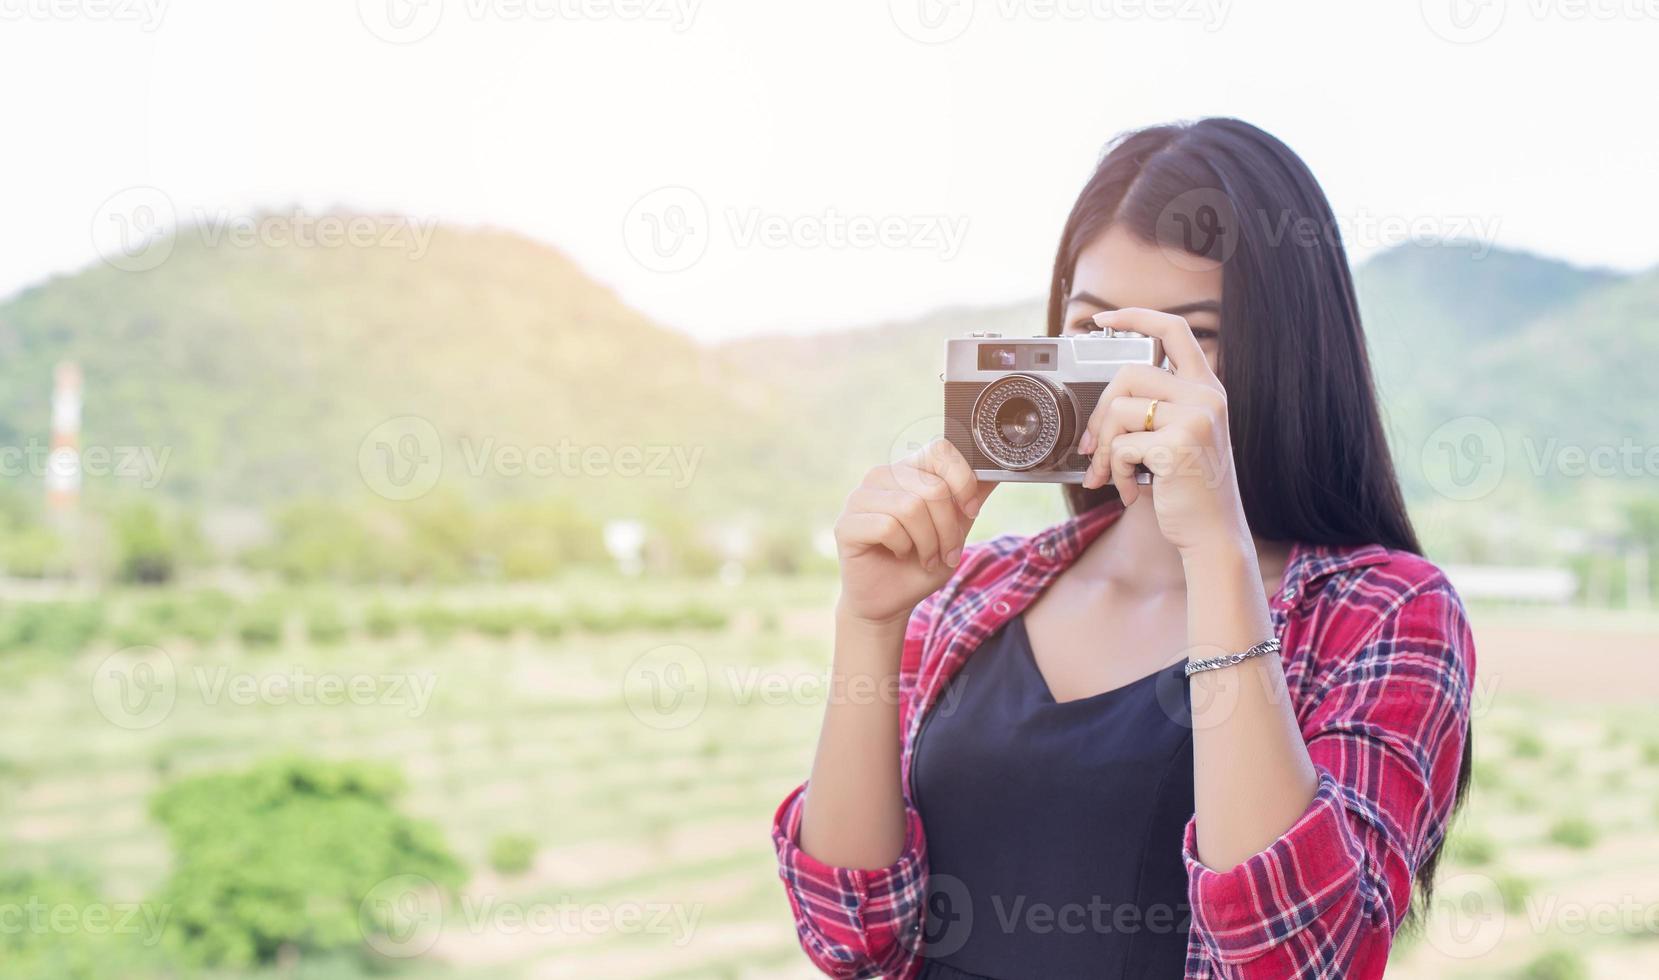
[770,118,1474,979]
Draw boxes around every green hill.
[0,219,732,515]
[0,222,1651,556]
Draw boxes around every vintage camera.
[942,331,1164,483]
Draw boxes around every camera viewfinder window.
[978,343,1058,371]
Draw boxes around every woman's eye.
[1191,328,1220,342]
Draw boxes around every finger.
[1078,395,1150,465]
[1092,308,1216,385]
[912,438,982,517]
[933,482,999,569]
[871,467,964,565]
[1102,363,1201,406]
[1106,431,1162,506]
[1107,395,1158,435]
[1082,400,1207,489]
[963,480,997,520]
[1077,366,1215,455]
[854,487,943,571]
[834,511,910,559]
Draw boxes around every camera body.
[942,331,1164,483]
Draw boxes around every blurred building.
[1442,564,1578,604]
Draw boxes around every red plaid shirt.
[772,502,1474,978]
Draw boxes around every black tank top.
[911,614,1194,979]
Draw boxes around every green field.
[1,580,1656,979]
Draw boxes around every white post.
[47,361,82,524]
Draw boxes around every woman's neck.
[1072,491,1292,598]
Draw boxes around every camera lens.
[996,397,1041,448]
[970,373,1074,472]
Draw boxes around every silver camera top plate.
[943,332,1165,382]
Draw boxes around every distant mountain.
[0,223,1649,543]
[1352,243,1621,496]
[1356,240,1617,353]
[1469,266,1659,464]
[725,242,1654,524]
[0,219,738,516]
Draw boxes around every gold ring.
[1144,399,1160,431]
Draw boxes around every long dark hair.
[1048,118,1468,922]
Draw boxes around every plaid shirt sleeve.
[769,590,940,980]
[1180,574,1475,978]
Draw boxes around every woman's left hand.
[1076,308,1252,559]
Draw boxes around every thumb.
[963,481,997,521]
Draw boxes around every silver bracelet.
[1184,637,1281,678]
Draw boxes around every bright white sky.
[3,0,1657,341]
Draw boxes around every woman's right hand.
[834,438,995,628]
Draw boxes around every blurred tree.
[487,833,537,875]
[247,494,610,584]
[478,497,605,579]
[110,501,202,585]
[0,867,164,977]
[243,500,385,583]
[150,757,464,967]
[0,487,72,578]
